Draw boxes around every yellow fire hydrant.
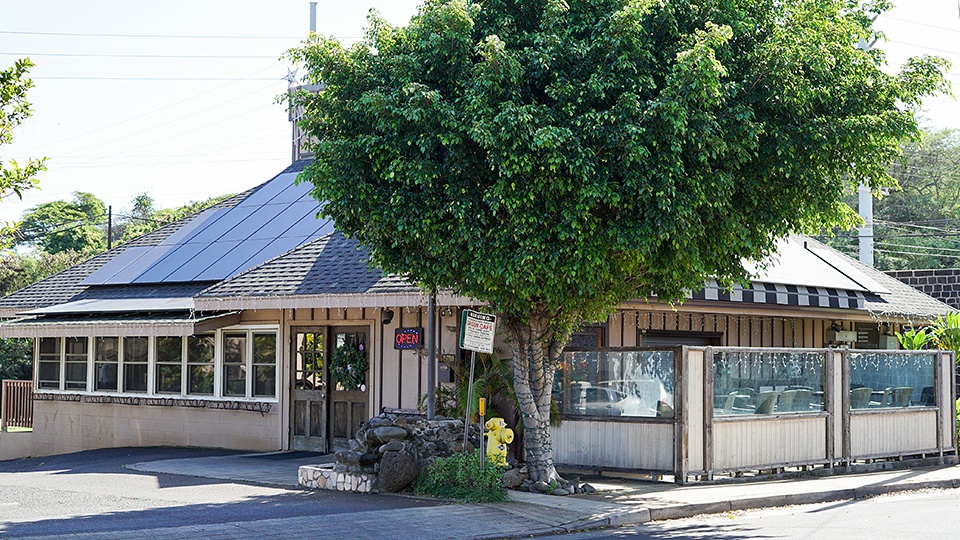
[484,417,514,466]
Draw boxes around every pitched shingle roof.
[0,183,255,317]
[197,231,417,298]
[802,236,953,320]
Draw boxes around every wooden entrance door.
[331,328,369,451]
[291,329,327,452]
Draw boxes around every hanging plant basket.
[330,343,368,389]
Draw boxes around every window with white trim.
[33,327,279,400]
[155,336,183,394]
[37,337,61,390]
[253,332,277,398]
[95,337,119,391]
[123,337,148,393]
[64,337,89,391]
[187,334,215,396]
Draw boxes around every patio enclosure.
[551,346,957,483]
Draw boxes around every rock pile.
[332,411,483,492]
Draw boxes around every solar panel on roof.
[131,241,212,284]
[251,199,319,241]
[269,179,313,205]
[82,205,228,286]
[80,246,154,285]
[83,169,330,286]
[202,238,276,280]
[236,171,296,207]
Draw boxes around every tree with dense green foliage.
[18,192,107,254]
[289,0,947,482]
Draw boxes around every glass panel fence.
[554,350,675,418]
[849,352,935,410]
[713,351,825,416]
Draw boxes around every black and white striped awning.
[691,280,867,309]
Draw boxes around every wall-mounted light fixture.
[381,308,395,325]
[439,306,454,317]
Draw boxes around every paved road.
[0,448,439,539]
[558,488,960,539]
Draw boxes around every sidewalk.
[129,453,960,540]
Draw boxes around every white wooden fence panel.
[850,410,937,457]
[552,420,674,471]
[713,416,827,470]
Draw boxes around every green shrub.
[413,450,508,503]
[955,398,959,439]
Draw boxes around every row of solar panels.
[82,170,334,286]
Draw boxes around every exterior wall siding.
[712,416,827,470]
[30,400,282,456]
[551,420,674,471]
[849,409,938,458]
[609,310,853,349]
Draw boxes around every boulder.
[377,450,419,492]
[366,426,409,445]
[502,467,528,490]
[378,439,406,453]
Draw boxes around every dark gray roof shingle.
[198,231,418,298]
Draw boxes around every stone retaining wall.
[300,411,481,493]
[299,464,375,493]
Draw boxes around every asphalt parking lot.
[0,447,439,539]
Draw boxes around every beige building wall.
[30,400,282,457]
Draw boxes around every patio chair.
[778,388,812,412]
[754,391,778,414]
[891,386,913,407]
[850,387,872,409]
[870,387,892,408]
[920,386,935,407]
[715,391,739,415]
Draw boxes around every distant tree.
[18,192,106,254]
[823,128,960,270]
[116,193,232,245]
[289,0,947,482]
[0,249,80,296]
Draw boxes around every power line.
[9,65,281,156]
[0,51,278,59]
[0,29,362,40]
[0,29,303,39]
[876,248,960,260]
[32,76,280,81]
[880,15,960,35]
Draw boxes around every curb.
[495,477,960,539]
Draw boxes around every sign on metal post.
[459,310,497,354]
[459,310,497,453]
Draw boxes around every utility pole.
[857,24,879,267]
[107,205,112,250]
[427,291,437,419]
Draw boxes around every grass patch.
[414,450,508,503]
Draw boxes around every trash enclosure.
[551,346,957,483]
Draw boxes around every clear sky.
[1,0,958,225]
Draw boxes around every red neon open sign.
[394,327,424,350]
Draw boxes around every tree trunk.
[505,313,566,484]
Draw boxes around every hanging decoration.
[330,342,368,389]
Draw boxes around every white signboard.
[459,309,497,354]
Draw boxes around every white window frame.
[32,326,280,402]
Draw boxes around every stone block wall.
[887,269,960,309]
